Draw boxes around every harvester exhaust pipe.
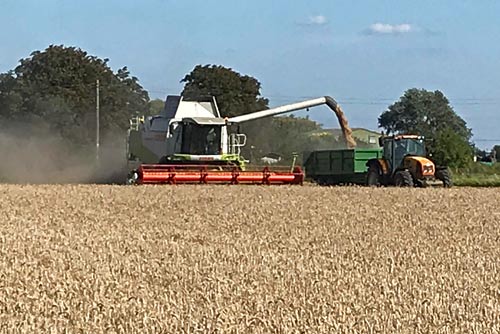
[227,96,356,149]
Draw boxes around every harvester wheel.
[366,166,381,187]
[126,170,139,185]
[394,170,414,187]
[436,168,453,188]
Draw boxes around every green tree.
[147,99,165,116]
[0,72,22,118]
[181,64,268,117]
[379,88,473,167]
[269,116,318,162]
[430,128,475,168]
[0,45,149,145]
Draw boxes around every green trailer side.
[303,148,383,185]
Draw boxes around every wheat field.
[0,184,499,333]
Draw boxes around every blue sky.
[1,0,499,148]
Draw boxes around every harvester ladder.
[129,116,144,131]
[229,133,247,156]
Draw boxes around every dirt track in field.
[1,185,499,333]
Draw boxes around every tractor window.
[394,140,407,167]
[406,139,426,156]
[181,123,221,155]
[383,140,393,161]
[393,138,426,167]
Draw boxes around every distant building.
[351,128,381,147]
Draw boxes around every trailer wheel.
[436,168,452,188]
[366,166,381,187]
[394,170,414,187]
[316,176,329,186]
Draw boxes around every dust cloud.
[0,122,128,184]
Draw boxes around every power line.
[473,139,500,142]
[10,82,500,105]
[5,80,500,107]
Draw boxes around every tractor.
[366,135,452,187]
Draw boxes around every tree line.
[0,45,480,168]
[0,45,149,147]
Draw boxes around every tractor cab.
[380,135,426,174]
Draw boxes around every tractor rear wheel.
[436,168,453,188]
[394,170,414,187]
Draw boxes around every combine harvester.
[126,95,355,185]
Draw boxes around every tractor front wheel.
[366,166,381,187]
[394,170,414,187]
[436,168,453,188]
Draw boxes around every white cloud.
[306,15,328,26]
[367,23,413,35]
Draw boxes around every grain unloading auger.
[126,95,355,185]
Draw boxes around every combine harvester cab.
[126,95,354,185]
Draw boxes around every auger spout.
[227,96,356,149]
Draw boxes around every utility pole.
[96,79,100,162]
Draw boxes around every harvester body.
[127,96,239,169]
[126,95,355,185]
